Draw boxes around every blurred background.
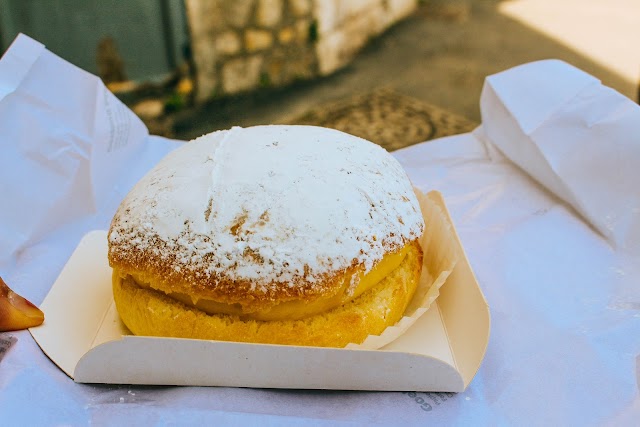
[1,0,638,150]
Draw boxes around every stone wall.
[185,0,418,103]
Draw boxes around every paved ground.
[174,0,638,142]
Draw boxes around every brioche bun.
[108,125,424,347]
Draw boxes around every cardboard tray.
[30,192,490,392]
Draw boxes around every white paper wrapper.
[0,35,142,262]
[0,34,179,302]
[481,59,640,254]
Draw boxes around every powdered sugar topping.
[109,125,424,291]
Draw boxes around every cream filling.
[129,247,408,321]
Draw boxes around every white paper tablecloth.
[1,35,638,426]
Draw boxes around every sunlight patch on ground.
[499,0,640,84]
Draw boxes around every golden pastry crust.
[112,241,423,347]
[108,240,366,313]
